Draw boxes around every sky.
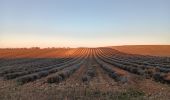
[0,0,170,48]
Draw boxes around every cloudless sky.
[0,0,170,48]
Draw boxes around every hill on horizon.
[111,45,170,57]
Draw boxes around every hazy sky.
[0,0,170,48]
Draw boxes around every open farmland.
[111,45,170,57]
[0,48,170,100]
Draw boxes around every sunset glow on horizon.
[0,0,170,48]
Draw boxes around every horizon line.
[1,44,170,49]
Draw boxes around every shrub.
[136,69,145,75]
[58,71,70,79]
[130,68,138,74]
[16,74,39,85]
[38,71,49,77]
[118,76,128,83]
[101,62,128,83]
[47,62,82,84]
[16,71,49,84]
[82,75,90,82]
[82,65,95,82]
[4,72,27,80]
[47,75,63,83]
[87,69,95,77]
[153,72,164,82]
[159,68,170,73]
[109,72,118,79]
